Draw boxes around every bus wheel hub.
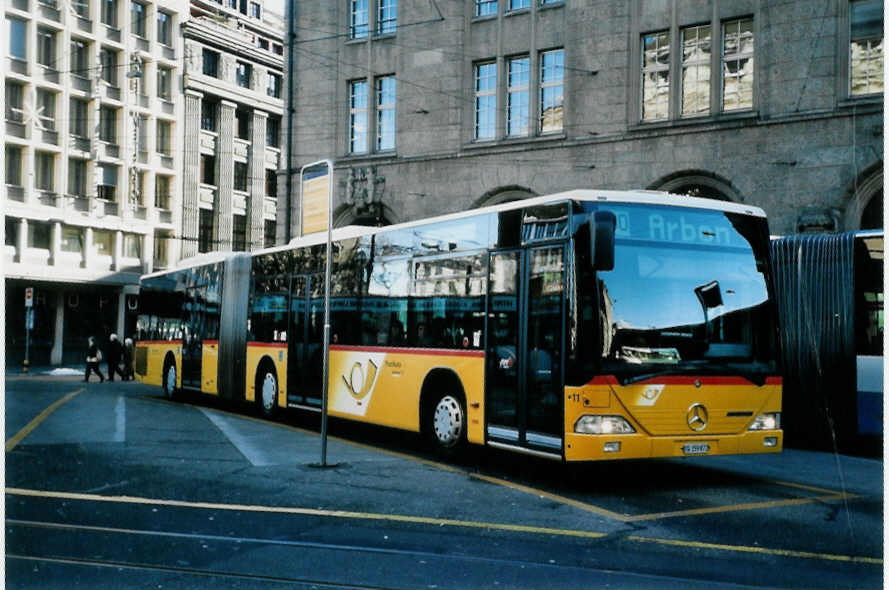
[433,396,463,446]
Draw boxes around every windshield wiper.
[693,361,769,386]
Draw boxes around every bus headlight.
[748,412,781,431]
[575,415,636,434]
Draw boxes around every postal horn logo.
[343,359,378,400]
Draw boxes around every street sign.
[25,287,33,308]
[300,165,331,236]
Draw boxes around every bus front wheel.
[427,393,466,457]
[257,367,278,418]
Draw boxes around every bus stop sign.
[25,287,33,308]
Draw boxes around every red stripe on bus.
[330,344,485,358]
[588,375,783,386]
[247,342,287,348]
[135,340,180,346]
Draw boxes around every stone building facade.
[181,0,284,257]
[4,0,187,366]
[284,0,883,238]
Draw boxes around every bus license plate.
[682,443,710,455]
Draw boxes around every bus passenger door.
[486,246,565,455]
[182,287,203,389]
[305,273,326,406]
[523,245,565,452]
[287,276,307,405]
[486,251,521,442]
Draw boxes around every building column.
[83,227,93,268]
[143,230,154,274]
[15,218,27,263]
[249,110,268,251]
[216,100,237,252]
[181,90,202,259]
[50,291,64,365]
[51,221,61,266]
[116,291,126,338]
[113,230,123,271]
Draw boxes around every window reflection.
[592,204,772,381]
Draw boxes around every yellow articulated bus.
[134,190,782,461]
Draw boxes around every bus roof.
[268,189,768,252]
[144,189,769,277]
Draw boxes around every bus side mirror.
[590,211,616,271]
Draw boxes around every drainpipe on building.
[284,0,295,241]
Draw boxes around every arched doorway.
[472,186,537,209]
[648,171,741,202]
[860,189,883,230]
[843,163,884,231]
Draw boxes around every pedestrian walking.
[84,336,105,382]
[107,334,125,381]
[122,337,135,381]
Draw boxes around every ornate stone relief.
[344,166,386,217]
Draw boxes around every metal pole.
[320,164,333,466]
[24,311,30,374]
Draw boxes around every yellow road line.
[6,389,83,452]
[623,493,857,523]
[149,398,856,525]
[4,487,607,540]
[627,534,882,565]
[5,487,880,565]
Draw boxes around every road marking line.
[3,487,607,539]
[114,396,126,443]
[6,487,881,565]
[623,493,858,523]
[198,408,272,466]
[626,534,882,565]
[6,389,84,452]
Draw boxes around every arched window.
[843,165,883,231]
[649,171,740,202]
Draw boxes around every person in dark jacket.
[84,336,105,382]
[122,337,135,381]
[106,334,125,381]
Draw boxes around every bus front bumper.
[564,430,782,462]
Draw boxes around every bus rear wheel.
[163,360,177,400]
[427,394,466,457]
[257,367,278,418]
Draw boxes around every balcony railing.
[8,58,28,75]
[70,136,91,152]
[6,185,25,202]
[6,120,28,139]
[72,75,91,92]
[63,194,91,213]
[37,191,59,207]
[76,16,92,33]
[37,65,60,84]
[103,25,121,42]
[37,0,61,21]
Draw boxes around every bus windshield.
[589,203,774,384]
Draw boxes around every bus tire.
[256,362,278,418]
[425,391,467,458]
[162,357,177,400]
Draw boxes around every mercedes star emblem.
[687,403,709,432]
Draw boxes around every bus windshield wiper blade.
[618,368,689,385]
[695,361,769,386]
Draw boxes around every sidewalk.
[5,364,84,377]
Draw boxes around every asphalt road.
[4,374,883,589]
